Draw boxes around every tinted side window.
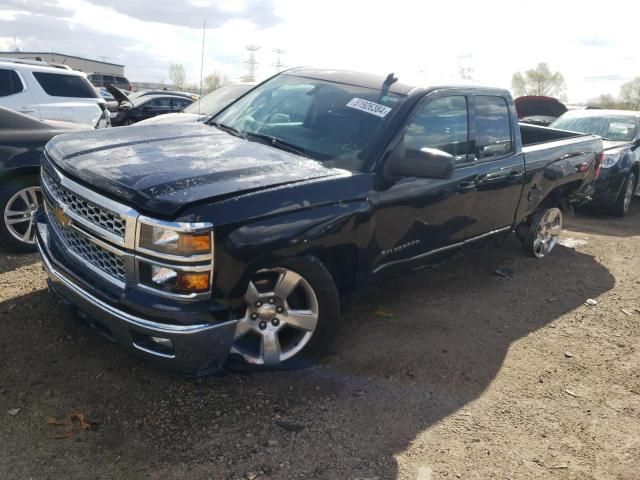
[146,98,172,110]
[172,98,191,109]
[404,95,470,163]
[0,69,24,96]
[475,96,512,159]
[33,72,98,98]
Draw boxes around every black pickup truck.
[35,68,603,373]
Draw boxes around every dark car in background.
[136,83,253,126]
[0,106,91,251]
[88,73,133,92]
[107,85,194,126]
[551,110,640,216]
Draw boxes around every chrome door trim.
[372,226,512,274]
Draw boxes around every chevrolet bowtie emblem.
[53,205,72,228]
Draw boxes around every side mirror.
[388,147,455,179]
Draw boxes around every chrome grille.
[47,200,126,284]
[41,161,126,239]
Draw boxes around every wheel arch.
[214,201,372,301]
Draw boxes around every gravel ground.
[1,200,639,480]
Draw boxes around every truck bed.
[516,123,602,222]
[520,122,587,147]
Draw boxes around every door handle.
[508,171,524,180]
[18,107,35,113]
[456,181,476,193]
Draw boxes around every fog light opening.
[131,331,176,358]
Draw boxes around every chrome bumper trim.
[37,221,230,335]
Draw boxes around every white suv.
[0,59,110,128]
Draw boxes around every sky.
[0,0,638,103]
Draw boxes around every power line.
[272,48,286,73]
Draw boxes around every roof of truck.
[285,67,510,97]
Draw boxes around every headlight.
[137,220,213,258]
[602,152,621,168]
[135,217,214,299]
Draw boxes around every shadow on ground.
[0,233,615,479]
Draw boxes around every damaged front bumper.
[36,218,237,374]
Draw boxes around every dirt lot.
[1,200,639,480]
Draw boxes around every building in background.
[0,51,124,76]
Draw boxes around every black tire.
[610,172,636,217]
[226,255,340,372]
[0,174,41,253]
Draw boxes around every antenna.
[199,20,206,116]
[245,45,261,82]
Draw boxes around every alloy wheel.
[532,208,562,258]
[3,186,42,245]
[231,267,319,365]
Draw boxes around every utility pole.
[244,45,261,82]
[272,48,286,73]
[457,53,475,82]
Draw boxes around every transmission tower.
[272,48,286,73]
[244,45,261,82]
[457,53,475,82]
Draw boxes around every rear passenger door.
[463,95,525,239]
[0,68,38,119]
[141,98,172,118]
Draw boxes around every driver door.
[371,93,478,274]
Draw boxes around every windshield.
[213,74,402,171]
[551,115,639,141]
[184,84,252,115]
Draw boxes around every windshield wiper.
[210,121,246,139]
[243,131,308,158]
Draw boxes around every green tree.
[511,63,566,98]
[169,64,186,89]
[620,77,640,110]
[204,72,225,92]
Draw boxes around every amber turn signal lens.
[178,233,211,255]
[177,271,210,292]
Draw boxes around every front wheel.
[525,207,563,259]
[610,172,636,217]
[229,256,340,369]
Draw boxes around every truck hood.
[514,96,567,120]
[46,123,341,217]
[135,112,204,126]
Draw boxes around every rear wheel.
[0,175,42,252]
[229,256,340,369]
[610,172,636,217]
[525,207,562,259]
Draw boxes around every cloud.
[577,36,615,48]
[0,12,168,81]
[83,0,281,29]
[0,0,73,17]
